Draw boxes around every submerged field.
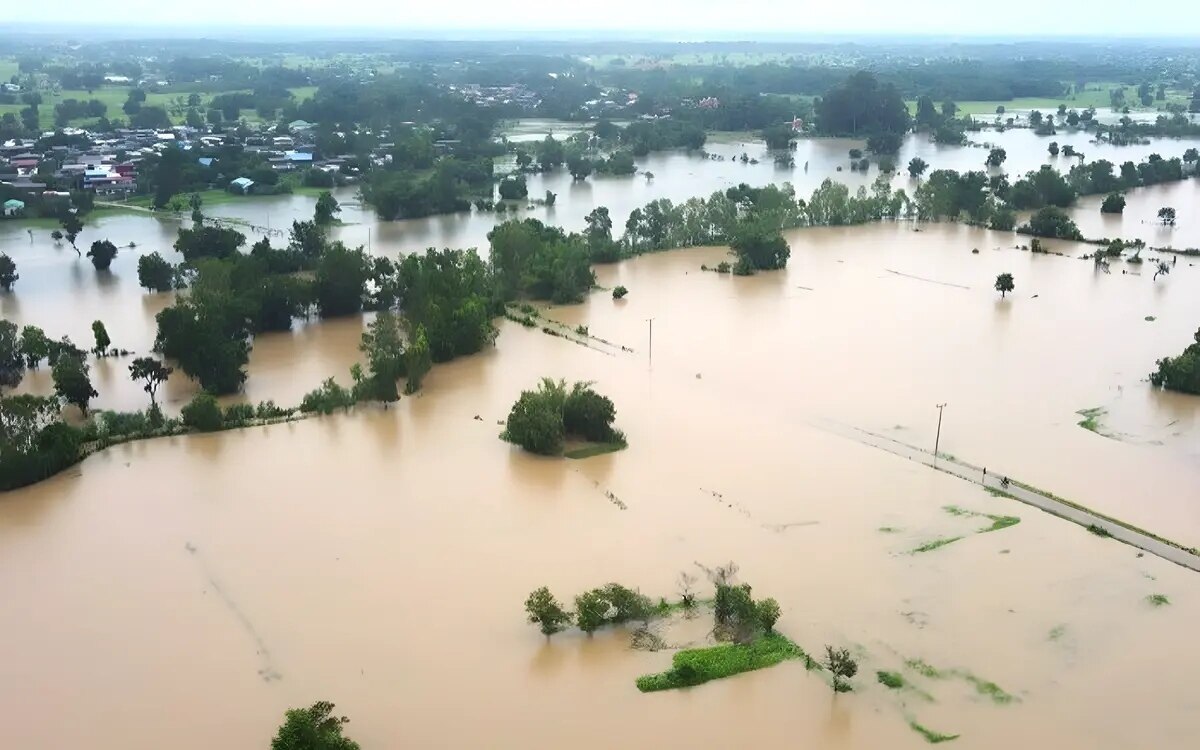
[1,125,1200,749]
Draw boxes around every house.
[287,120,314,134]
[229,177,255,194]
[2,199,24,217]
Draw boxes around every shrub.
[181,393,224,431]
[612,285,628,300]
[502,386,565,455]
[300,378,355,415]
[562,382,618,442]
[223,403,256,425]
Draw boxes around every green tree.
[824,646,859,693]
[174,225,246,263]
[612,285,628,300]
[762,124,796,150]
[989,206,1017,231]
[60,214,84,254]
[866,132,902,154]
[153,145,187,209]
[1149,328,1200,395]
[86,240,118,271]
[536,135,565,170]
[985,148,1007,167]
[994,272,1015,299]
[359,312,405,402]
[404,323,432,394]
[525,586,571,637]
[51,353,97,416]
[19,326,50,369]
[0,254,16,291]
[91,320,110,356]
[137,252,175,292]
[755,598,781,632]
[1158,206,1177,226]
[1019,206,1083,240]
[575,589,610,635]
[181,392,224,431]
[154,268,251,394]
[815,71,910,136]
[907,157,929,179]
[567,153,593,181]
[503,380,566,456]
[1101,193,1126,214]
[314,243,370,317]
[562,382,619,442]
[498,175,528,200]
[271,701,360,750]
[1048,141,1059,157]
[314,191,341,226]
[128,357,173,411]
[0,320,23,392]
[730,218,790,272]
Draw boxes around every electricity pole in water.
[933,403,947,466]
[646,318,655,368]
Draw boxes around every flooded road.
[2,124,1200,749]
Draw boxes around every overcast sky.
[9,0,1200,38]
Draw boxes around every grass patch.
[905,658,947,680]
[962,673,1016,704]
[564,441,627,460]
[1145,316,1157,322]
[1048,625,1067,641]
[1086,524,1111,538]
[1076,407,1106,433]
[1146,594,1171,607]
[909,720,961,744]
[635,632,805,692]
[878,670,905,689]
[878,526,902,533]
[942,505,1020,534]
[984,486,1014,499]
[982,514,1020,532]
[910,536,964,554]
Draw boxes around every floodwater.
[2,125,1200,749]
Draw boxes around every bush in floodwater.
[181,393,225,432]
[271,700,360,750]
[503,378,624,455]
[525,586,572,637]
[716,261,731,274]
[223,403,256,426]
[878,670,905,689]
[824,645,859,693]
[300,378,356,415]
[1148,327,1200,395]
[612,285,628,299]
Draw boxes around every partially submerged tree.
[51,353,97,416]
[91,321,111,357]
[128,356,173,412]
[271,700,360,750]
[1100,193,1126,214]
[1149,328,1200,395]
[314,191,341,226]
[60,214,84,253]
[137,252,176,292]
[525,586,571,637]
[1158,206,1177,226]
[824,646,859,693]
[0,253,17,291]
[994,272,1015,299]
[0,320,23,392]
[86,240,118,271]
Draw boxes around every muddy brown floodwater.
[2,128,1200,749]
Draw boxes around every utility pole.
[646,318,655,368]
[933,403,947,466]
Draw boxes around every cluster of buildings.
[0,119,330,216]
[449,83,540,108]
